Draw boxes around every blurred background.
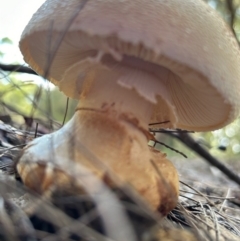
[0,0,240,160]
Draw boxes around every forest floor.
[0,120,240,241]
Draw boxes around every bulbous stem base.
[17,109,179,214]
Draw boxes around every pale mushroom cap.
[19,0,240,131]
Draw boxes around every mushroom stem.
[18,71,179,213]
[18,107,178,213]
[77,64,155,130]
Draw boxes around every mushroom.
[17,0,240,215]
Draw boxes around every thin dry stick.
[226,0,238,39]
[43,0,89,79]
[148,121,170,126]
[62,97,69,126]
[220,188,231,212]
[210,205,220,241]
[0,145,25,158]
[151,139,188,158]
[179,194,200,203]
[0,63,37,75]
[0,199,18,241]
[180,180,219,207]
[170,132,240,186]
[34,123,39,138]
[180,189,235,200]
